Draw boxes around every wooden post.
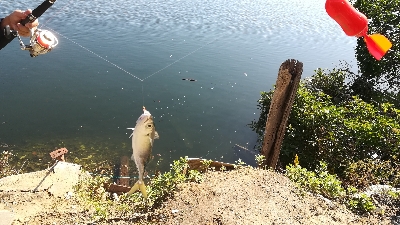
[117,156,130,187]
[261,59,303,169]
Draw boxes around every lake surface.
[0,0,356,173]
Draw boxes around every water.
[0,0,356,173]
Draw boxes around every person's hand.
[1,9,39,37]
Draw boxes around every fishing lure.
[325,0,392,60]
[3,0,58,57]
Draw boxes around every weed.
[201,159,213,172]
[233,158,247,169]
[74,156,204,221]
[255,154,266,168]
[285,155,378,214]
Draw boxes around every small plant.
[255,154,266,168]
[188,169,203,183]
[201,159,213,172]
[74,175,114,219]
[220,165,226,172]
[293,154,299,167]
[234,158,247,169]
[346,192,376,213]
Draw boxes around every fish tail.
[127,180,147,198]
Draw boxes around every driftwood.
[104,183,131,195]
[261,59,303,169]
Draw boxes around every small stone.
[112,193,119,202]
[171,209,179,214]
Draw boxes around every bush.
[352,0,400,94]
[343,159,400,189]
[250,69,400,186]
[286,161,345,199]
[286,161,377,213]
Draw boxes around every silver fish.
[127,107,159,197]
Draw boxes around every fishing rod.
[3,0,58,57]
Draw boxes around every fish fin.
[150,137,154,146]
[127,180,147,198]
[154,131,160,139]
[127,128,135,138]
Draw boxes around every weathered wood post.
[117,156,130,187]
[261,59,303,169]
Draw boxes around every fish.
[126,106,159,197]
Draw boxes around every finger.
[25,21,39,29]
[24,9,33,15]
[23,9,39,29]
[13,10,27,20]
[16,23,31,37]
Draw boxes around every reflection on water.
[0,0,356,174]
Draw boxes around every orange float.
[325,0,392,60]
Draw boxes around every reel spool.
[5,25,58,57]
[3,0,58,57]
[25,28,58,57]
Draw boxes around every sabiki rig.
[127,106,159,198]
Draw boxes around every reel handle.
[20,0,56,26]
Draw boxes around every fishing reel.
[4,25,58,57]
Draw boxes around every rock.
[0,162,88,197]
[0,210,14,225]
[364,185,399,196]
[172,209,179,214]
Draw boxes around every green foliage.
[286,162,376,213]
[286,162,345,199]
[250,68,400,187]
[346,192,376,213]
[343,159,400,189]
[305,67,353,105]
[255,154,266,168]
[351,0,400,102]
[74,175,113,219]
[233,158,247,169]
[201,159,213,172]
[74,157,203,220]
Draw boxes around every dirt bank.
[0,163,396,225]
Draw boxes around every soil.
[0,163,397,225]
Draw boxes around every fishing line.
[47,27,144,81]
[141,37,220,81]
[46,25,219,83]
[142,83,145,107]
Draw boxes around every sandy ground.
[0,163,397,225]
